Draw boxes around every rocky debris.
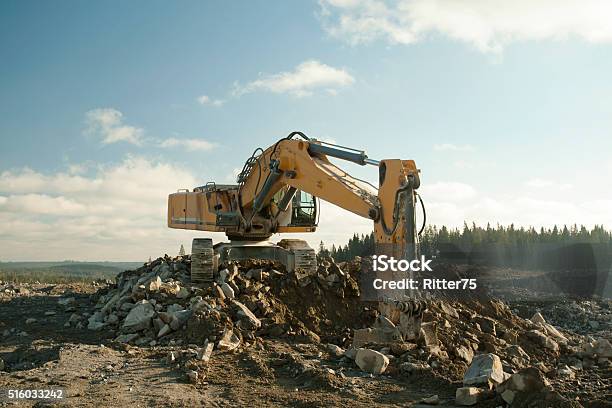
[496,367,550,405]
[579,338,611,360]
[186,370,199,383]
[86,254,365,353]
[420,394,439,405]
[58,297,76,306]
[455,345,474,363]
[25,317,37,324]
[122,301,155,333]
[463,353,505,388]
[526,329,559,352]
[455,387,482,406]
[355,348,389,374]
[353,327,401,347]
[197,341,214,362]
[327,344,344,357]
[530,312,568,344]
[217,328,241,351]
[67,255,609,404]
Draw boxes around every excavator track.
[191,238,214,284]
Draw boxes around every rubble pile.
[84,255,365,349]
[81,255,610,404]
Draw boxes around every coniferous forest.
[320,223,612,273]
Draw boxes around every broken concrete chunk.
[146,276,162,292]
[496,367,549,404]
[355,348,389,374]
[157,324,172,338]
[455,345,474,363]
[231,300,261,329]
[419,322,439,347]
[217,328,241,351]
[527,330,559,352]
[220,282,235,299]
[455,387,482,406]
[122,301,155,333]
[169,310,193,331]
[197,340,214,362]
[463,353,504,387]
[531,312,547,325]
[353,327,401,347]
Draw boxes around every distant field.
[0,261,143,283]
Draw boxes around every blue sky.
[1,1,611,261]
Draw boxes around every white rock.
[456,345,474,363]
[157,324,172,338]
[221,283,235,299]
[530,312,546,325]
[197,341,214,362]
[122,301,155,333]
[25,318,37,324]
[463,353,504,387]
[355,348,389,374]
[217,328,240,351]
[146,276,162,292]
[557,365,575,379]
[232,300,261,329]
[455,387,481,406]
[218,268,230,283]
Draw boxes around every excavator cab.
[289,190,317,227]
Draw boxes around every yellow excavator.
[167,132,423,283]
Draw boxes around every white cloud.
[159,138,217,152]
[418,183,612,229]
[85,108,143,145]
[0,157,219,261]
[233,60,355,97]
[525,178,573,190]
[197,95,224,107]
[433,143,474,152]
[319,0,612,53]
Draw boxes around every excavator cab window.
[290,190,317,226]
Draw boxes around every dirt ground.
[0,283,460,407]
[0,270,610,407]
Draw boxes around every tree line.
[319,223,612,271]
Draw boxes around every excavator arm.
[237,132,421,259]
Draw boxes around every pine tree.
[179,244,186,256]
